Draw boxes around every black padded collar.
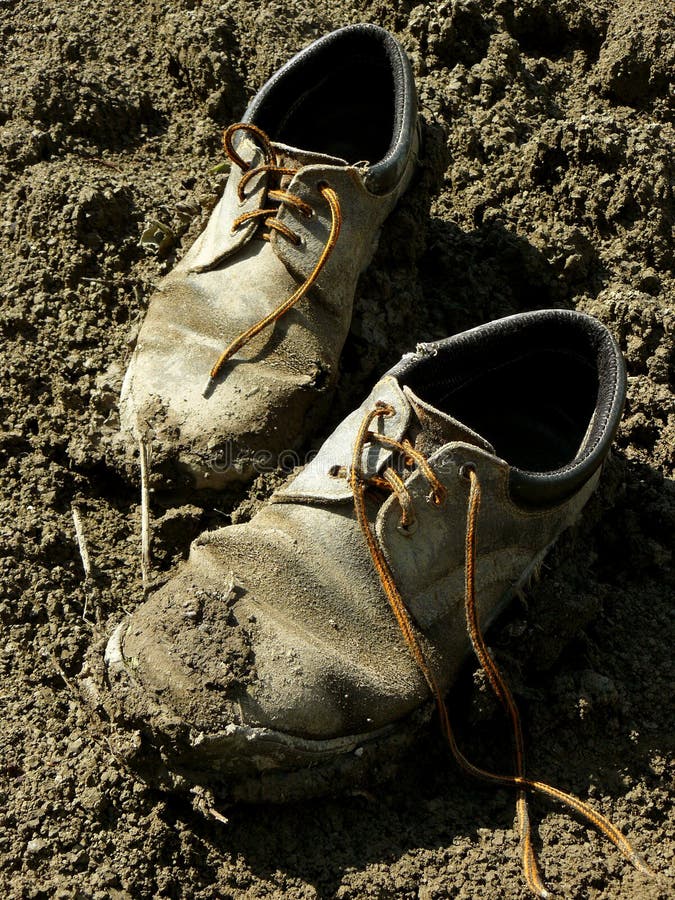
[243,24,418,195]
[388,310,626,507]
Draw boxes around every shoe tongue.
[402,385,495,458]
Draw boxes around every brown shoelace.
[347,401,651,898]
[202,123,342,397]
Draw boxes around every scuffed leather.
[375,442,600,643]
[110,311,624,763]
[274,376,412,503]
[118,376,605,741]
[119,23,420,487]
[273,152,417,286]
[120,139,416,486]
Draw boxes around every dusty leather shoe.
[86,309,629,806]
[120,24,419,487]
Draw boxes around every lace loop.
[202,123,342,397]
[349,403,652,897]
[223,122,273,174]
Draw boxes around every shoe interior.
[250,30,398,164]
[407,339,600,474]
[435,348,598,472]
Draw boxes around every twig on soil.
[191,786,230,825]
[139,435,152,593]
[73,150,123,173]
[49,651,77,695]
[72,504,92,579]
[72,502,95,621]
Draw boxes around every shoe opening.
[392,311,625,505]
[246,25,403,165]
[429,346,598,473]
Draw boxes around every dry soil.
[0,1,673,898]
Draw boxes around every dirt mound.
[1,1,673,897]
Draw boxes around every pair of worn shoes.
[84,24,648,897]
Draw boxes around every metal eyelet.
[426,490,447,508]
[397,519,418,537]
[459,462,476,481]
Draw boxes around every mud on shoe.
[83,309,654,894]
[120,24,419,487]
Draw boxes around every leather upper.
[116,312,624,742]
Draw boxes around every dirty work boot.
[90,309,627,779]
[120,24,419,487]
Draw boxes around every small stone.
[564,253,587,280]
[580,670,619,709]
[79,786,103,812]
[26,837,48,855]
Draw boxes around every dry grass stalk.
[139,436,152,592]
[71,502,95,620]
